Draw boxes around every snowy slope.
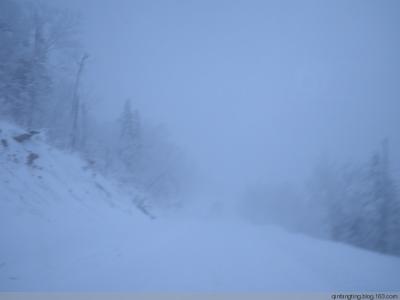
[0,122,399,291]
[0,122,146,219]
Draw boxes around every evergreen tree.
[366,139,398,254]
[0,0,80,130]
[308,158,345,239]
[117,99,142,181]
[0,0,31,125]
[308,140,399,256]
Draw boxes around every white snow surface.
[0,122,399,292]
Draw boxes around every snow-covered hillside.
[0,122,399,291]
[0,122,147,219]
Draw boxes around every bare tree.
[70,53,89,151]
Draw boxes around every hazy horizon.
[48,0,400,193]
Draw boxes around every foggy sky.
[53,0,400,193]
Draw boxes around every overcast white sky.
[53,0,400,193]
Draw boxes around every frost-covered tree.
[0,0,81,131]
[307,157,346,239]
[116,99,142,181]
[0,0,31,125]
[365,140,399,254]
[307,140,399,256]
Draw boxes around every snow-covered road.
[1,211,399,291]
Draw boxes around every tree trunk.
[70,53,89,151]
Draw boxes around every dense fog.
[1,0,400,292]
